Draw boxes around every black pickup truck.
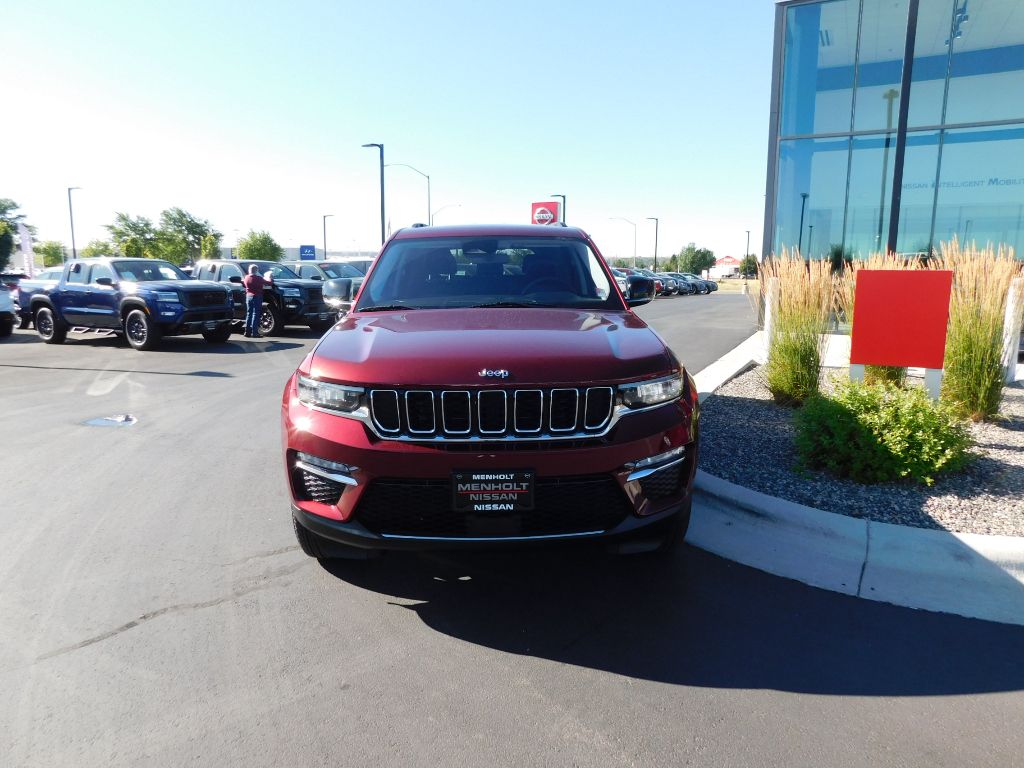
[192,260,334,335]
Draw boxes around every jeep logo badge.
[478,368,510,378]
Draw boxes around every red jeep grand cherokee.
[282,225,699,558]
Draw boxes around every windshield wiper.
[358,304,419,312]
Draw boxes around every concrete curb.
[687,331,1024,626]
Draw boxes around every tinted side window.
[67,263,89,285]
[220,264,243,281]
[91,264,115,284]
[197,265,215,280]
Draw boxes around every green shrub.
[795,381,972,486]
[864,365,906,387]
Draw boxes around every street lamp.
[361,143,385,244]
[609,217,637,268]
[431,204,461,224]
[797,192,809,254]
[67,186,81,261]
[386,163,431,225]
[745,229,751,258]
[551,194,566,224]
[322,214,333,258]
[647,217,659,271]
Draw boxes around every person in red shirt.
[242,264,273,337]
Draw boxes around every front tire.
[202,324,233,344]
[259,303,283,336]
[124,308,162,351]
[35,307,67,344]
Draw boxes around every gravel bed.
[697,366,1024,537]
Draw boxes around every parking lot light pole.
[745,229,751,258]
[386,163,430,224]
[551,194,566,224]
[431,204,460,225]
[322,214,333,258]
[647,217,659,271]
[362,143,385,244]
[609,217,637,268]
[67,186,81,261]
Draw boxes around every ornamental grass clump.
[795,380,972,486]
[762,250,833,405]
[934,241,1023,421]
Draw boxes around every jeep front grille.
[368,386,614,440]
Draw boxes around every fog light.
[625,446,685,482]
[296,452,358,476]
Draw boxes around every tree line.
[0,197,283,270]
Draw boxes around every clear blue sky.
[7,0,777,261]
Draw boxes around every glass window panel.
[945,0,1024,124]
[774,137,851,257]
[844,133,898,257]
[895,131,942,254]
[853,0,911,132]
[932,125,1024,255]
[781,0,860,136]
[907,0,956,127]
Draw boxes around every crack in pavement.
[219,545,300,567]
[36,559,310,662]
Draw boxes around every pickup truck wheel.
[124,308,162,351]
[35,307,67,344]
[0,317,13,338]
[259,304,283,336]
[201,324,233,344]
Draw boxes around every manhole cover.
[84,414,138,427]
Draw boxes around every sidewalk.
[688,332,1024,626]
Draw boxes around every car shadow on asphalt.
[319,543,1024,697]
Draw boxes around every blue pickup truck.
[22,257,235,350]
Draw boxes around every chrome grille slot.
[478,390,507,434]
[405,391,436,433]
[514,390,543,433]
[549,389,579,432]
[584,387,614,429]
[370,390,401,433]
[441,391,471,434]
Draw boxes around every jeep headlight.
[620,373,683,408]
[297,375,363,412]
[281,288,301,298]
[155,291,181,303]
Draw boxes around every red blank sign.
[849,270,953,369]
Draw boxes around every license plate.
[453,470,534,513]
[204,320,217,329]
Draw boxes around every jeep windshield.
[113,260,191,281]
[238,262,300,280]
[353,237,620,311]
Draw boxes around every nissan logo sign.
[532,207,554,225]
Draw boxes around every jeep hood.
[308,308,677,387]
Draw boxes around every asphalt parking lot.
[3,293,1023,767]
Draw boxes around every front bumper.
[283,375,699,550]
[158,306,234,335]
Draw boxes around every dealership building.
[762,0,1024,261]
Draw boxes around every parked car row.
[610,268,718,297]
[8,256,376,350]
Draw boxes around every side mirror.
[229,275,242,284]
[626,276,655,307]
[323,277,354,302]
[94,277,115,287]
[311,274,323,281]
